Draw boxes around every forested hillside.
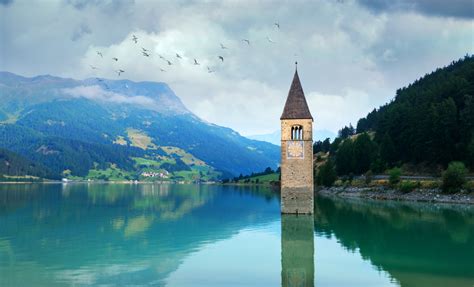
[314,55,474,178]
[0,72,280,180]
[0,148,57,180]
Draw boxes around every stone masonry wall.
[281,119,314,214]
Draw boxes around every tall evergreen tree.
[467,137,474,169]
[352,133,377,174]
[338,124,355,139]
[335,139,354,175]
[430,97,458,165]
[330,137,342,155]
[316,160,337,187]
[356,108,378,133]
[313,140,323,154]
[380,133,396,167]
[321,138,331,152]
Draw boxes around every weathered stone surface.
[281,119,313,142]
[281,187,314,214]
[281,120,314,214]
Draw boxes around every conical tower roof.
[280,64,313,120]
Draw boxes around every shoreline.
[2,181,473,206]
[0,180,213,185]
[0,180,278,186]
[317,187,474,205]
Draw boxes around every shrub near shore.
[398,181,420,193]
[319,163,472,194]
[442,162,468,194]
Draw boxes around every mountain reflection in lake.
[0,184,473,286]
[313,196,474,287]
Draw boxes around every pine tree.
[380,133,396,167]
[335,139,354,175]
[316,160,337,187]
[322,138,331,152]
[353,133,377,174]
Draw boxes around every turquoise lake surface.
[0,183,473,286]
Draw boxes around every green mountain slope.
[0,72,280,180]
[326,55,474,175]
[358,55,474,168]
[0,148,57,180]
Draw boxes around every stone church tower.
[280,63,314,214]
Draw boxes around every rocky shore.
[318,187,474,205]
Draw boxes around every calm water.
[0,184,473,287]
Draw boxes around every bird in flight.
[116,69,125,76]
[90,65,99,70]
[166,60,172,65]
[274,22,280,29]
[266,36,275,43]
[142,51,150,57]
[142,47,149,52]
[159,55,166,60]
[220,43,228,49]
[132,35,138,43]
[176,53,182,59]
[218,56,224,62]
[194,59,200,65]
[207,66,214,73]
[112,57,118,61]
[96,51,103,57]
[242,39,250,45]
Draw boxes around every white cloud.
[307,88,375,133]
[1,0,473,136]
[62,85,156,107]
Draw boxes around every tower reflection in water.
[281,214,315,287]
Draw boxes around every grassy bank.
[223,171,280,186]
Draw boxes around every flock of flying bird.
[89,22,282,78]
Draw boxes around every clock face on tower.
[287,141,304,159]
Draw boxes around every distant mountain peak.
[0,71,190,115]
[32,74,65,81]
[62,84,188,114]
[0,71,280,178]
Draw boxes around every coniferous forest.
[314,55,474,177]
[0,148,58,180]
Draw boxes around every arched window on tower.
[291,125,303,140]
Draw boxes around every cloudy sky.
[1,0,473,136]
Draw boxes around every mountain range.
[0,72,280,181]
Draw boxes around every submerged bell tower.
[280,62,314,214]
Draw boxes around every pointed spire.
[280,64,313,120]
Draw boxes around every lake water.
[0,183,473,287]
